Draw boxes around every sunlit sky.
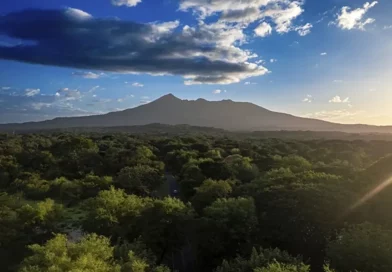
[0,0,391,125]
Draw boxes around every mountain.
[1,94,392,133]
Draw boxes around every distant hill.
[1,94,392,133]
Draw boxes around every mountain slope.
[1,94,391,133]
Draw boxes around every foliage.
[191,179,233,213]
[19,234,121,272]
[326,222,392,272]
[1,132,392,271]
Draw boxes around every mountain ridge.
[1,94,391,133]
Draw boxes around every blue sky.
[0,0,391,124]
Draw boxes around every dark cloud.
[72,71,104,79]
[0,8,267,84]
[220,7,261,23]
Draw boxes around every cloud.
[30,102,52,110]
[295,23,313,36]
[320,52,327,56]
[254,22,273,37]
[72,71,103,79]
[0,8,268,85]
[270,58,277,63]
[289,41,300,46]
[180,0,309,36]
[24,88,40,97]
[132,82,144,87]
[260,1,305,34]
[384,25,392,30]
[244,81,257,85]
[88,85,100,93]
[302,94,312,103]
[304,109,362,121]
[0,85,124,123]
[329,95,350,103]
[111,0,142,7]
[212,89,225,94]
[335,1,378,30]
[64,8,92,20]
[1,86,11,90]
[56,88,82,101]
[333,79,343,83]
[0,87,95,123]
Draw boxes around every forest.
[2,131,392,272]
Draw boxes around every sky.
[0,0,391,125]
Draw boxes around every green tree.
[191,179,232,213]
[115,165,164,196]
[19,234,121,272]
[0,195,64,271]
[224,155,259,183]
[0,155,19,188]
[178,163,206,201]
[11,172,50,200]
[326,222,392,272]
[83,187,152,237]
[278,155,312,173]
[215,247,304,272]
[254,262,310,272]
[138,197,194,265]
[196,198,258,270]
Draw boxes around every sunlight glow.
[349,176,392,212]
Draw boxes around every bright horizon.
[0,0,391,125]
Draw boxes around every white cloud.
[150,20,180,36]
[295,23,313,36]
[254,22,273,37]
[304,109,362,121]
[24,88,40,97]
[72,71,103,79]
[270,58,277,63]
[31,102,52,110]
[111,0,142,7]
[290,41,300,46]
[1,87,11,90]
[117,98,124,103]
[384,25,392,30]
[132,82,144,87]
[302,94,312,103]
[369,88,377,92]
[64,8,92,20]
[329,95,350,103]
[57,88,82,101]
[213,89,225,94]
[180,0,309,36]
[244,81,257,85]
[261,1,305,33]
[335,1,378,30]
[88,85,100,93]
[321,52,327,56]
[333,79,343,83]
